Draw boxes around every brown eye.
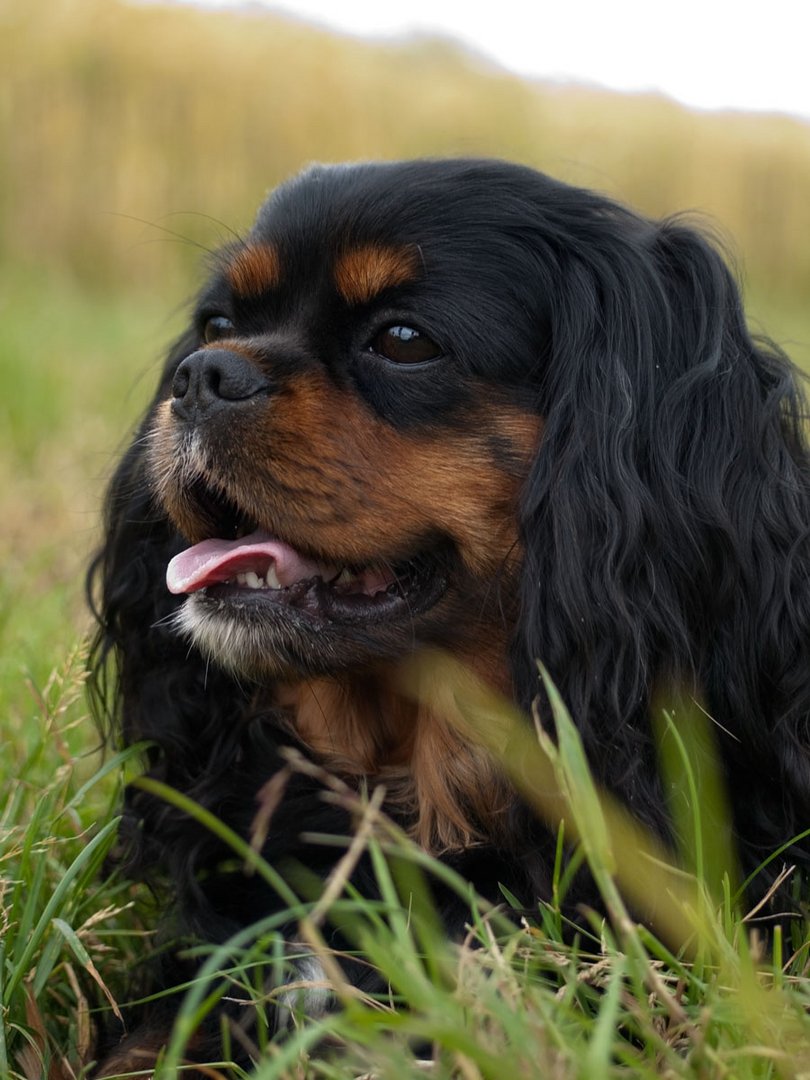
[203,315,234,344]
[369,325,442,365]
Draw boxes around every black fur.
[88,158,810,1066]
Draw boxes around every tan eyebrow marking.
[333,244,420,305]
[226,244,282,297]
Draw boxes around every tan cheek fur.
[150,371,540,577]
[242,372,540,577]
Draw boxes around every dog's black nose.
[171,349,270,419]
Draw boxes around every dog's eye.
[203,315,234,344]
[369,325,442,365]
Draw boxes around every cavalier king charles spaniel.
[89,158,810,1073]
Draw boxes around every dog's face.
[148,161,546,678]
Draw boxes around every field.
[2,2,810,1075]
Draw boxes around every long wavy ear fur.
[514,205,810,863]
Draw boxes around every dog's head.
[147,159,565,681]
[97,158,809,840]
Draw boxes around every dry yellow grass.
[3,0,810,308]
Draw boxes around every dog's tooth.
[334,568,356,586]
[265,564,282,589]
[235,573,247,586]
[245,571,262,590]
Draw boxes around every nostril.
[172,361,191,399]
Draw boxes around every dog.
[89,157,810,1072]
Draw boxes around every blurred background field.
[3,0,810,720]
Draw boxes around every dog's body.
[90,158,810,1072]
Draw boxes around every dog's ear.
[513,212,810,827]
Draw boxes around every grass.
[0,648,128,1078]
[4,0,810,302]
[2,645,809,1078]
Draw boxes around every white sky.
[179,0,810,121]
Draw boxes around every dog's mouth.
[166,481,447,627]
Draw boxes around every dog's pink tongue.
[166,530,323,595]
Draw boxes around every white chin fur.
[172,594,286,677]
[171,592,347,678]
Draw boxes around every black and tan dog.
[89,158,810,1072]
